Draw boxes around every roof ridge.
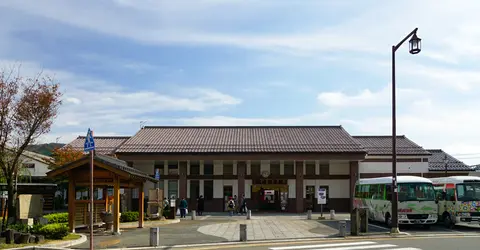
[76,136,131,139]
[142,125,343,129]
[352,135,406,138]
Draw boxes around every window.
[190,161,200,175]
[251,162,261,176]
[386,184,392,201]
[284,162,294,175]
[223,162,233,175]
[204,180,214,200]
[306,162,315,175]
[398,183,435,201]
[270,161,280,175]
[132,188,139,199]
[319,163,329,176]
[204,161,214,175]
[168,180,178,199]
[158,180,164,191]
[445,188,455,201]
[456,183,480,201]
[22,163,35,169]
[168,161,179,175]
[154,162,163,175]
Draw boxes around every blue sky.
[1,0,480,164]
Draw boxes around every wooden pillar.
[103,188,108,212]
[350,161,359,212]
[237,161,246,197]
[113,175,121,234]
[295,160,304,213]
[138,182,144,228]
[68,172,76,233]
[179,161,187,199]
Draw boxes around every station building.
[66,125,473,213]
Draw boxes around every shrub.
[44,212,68,224]
[38,223,69,239]
[7,223,29,233]
[120,211,139,222]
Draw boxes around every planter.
[101,212,114,231]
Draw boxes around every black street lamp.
[391,28,421,234]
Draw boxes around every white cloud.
[317,84,424,108]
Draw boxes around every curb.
[39,233,87,248]
[121,219,181,229]
[106,232,480,250]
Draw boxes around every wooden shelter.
[46,154,157,234]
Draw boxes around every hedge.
[120,211,139,222]
[44,212,68,224]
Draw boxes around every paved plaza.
[197,215,338,241]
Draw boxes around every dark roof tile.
[66,136,130,155]
[427,149,472,171]
[353,135,431,156]
[116,126,366,154]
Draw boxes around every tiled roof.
[66,136,130,155]
[427,149,472,171]
[46,154,157,182]
[116,126,367,154]
[353,135,431,156]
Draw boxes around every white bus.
[430,176,480,228]
[354,176,438,228]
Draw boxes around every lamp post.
[391,28,422,234]
[444,155,449,177]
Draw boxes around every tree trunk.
[6,178,17,225]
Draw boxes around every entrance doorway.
[251,184,288,212]
[223,185,233,211]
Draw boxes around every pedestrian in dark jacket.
[179,198,188,218]
[197,195,205,216]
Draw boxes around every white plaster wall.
[214,160,223,175]
[359,161,428,173]
[200,160,204,175]
[187,161,190,175]
[134,161,155,196]
[315,160,320,175]
[330,161,350,175]
[199,180,205,196]
[280,161,285,175]
[213,180,223,198]
[288,180,296,198]
[22,157,49,177]
[187,180,190,198]
[316,180,350,198]
[261,160,270,173]
[245,180,252,198]
[163,161,168,175]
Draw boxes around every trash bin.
[338,220,347,237]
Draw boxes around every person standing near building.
[179,197,188,218]
[233,195,239,215]
[197,195,205,216]
[227,197,235,216]
[240,194,247,215]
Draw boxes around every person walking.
[233,195,239,215]
[179,197,188,218]
[240,194,247,215]
[227,197,235,216]
[197,195,205,216]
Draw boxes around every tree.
[45,145,84,170]
[0,68,62,223]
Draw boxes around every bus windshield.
[456,183,480,201]
[398,183,435,201]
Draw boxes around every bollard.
[330,210,336,220]
[307,210,312,220]
[247,210,251,220]
[338,220,347,237]
[192,210,196,220]
[149,227,160,246]
[239,224,247,242]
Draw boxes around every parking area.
[316,220,480,235]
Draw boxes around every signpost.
[84,129,95,250]
[317,187,327,218]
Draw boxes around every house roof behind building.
[427,149,472,171]
[352,135,431,156]
[66,136,130,155]
[116,126,367,154]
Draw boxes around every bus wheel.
[385,213,392,228]
[443,213,454,229]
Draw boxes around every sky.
[1,0,480,164]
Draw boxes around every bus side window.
[386,184,392,201]
[446,188,455,201]
[355,185,361,198]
